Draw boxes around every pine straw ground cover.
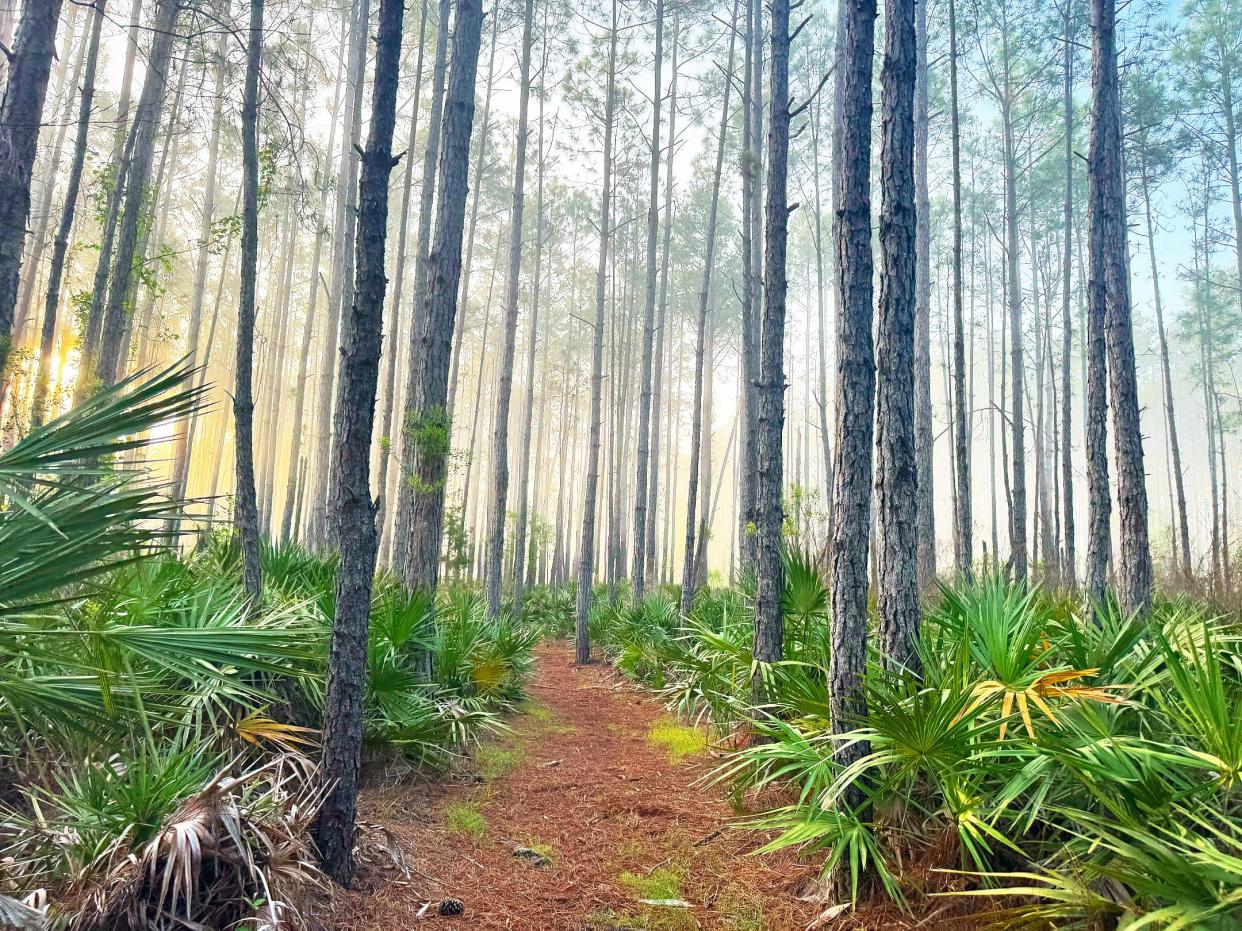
[326,642,996,930]
[328,641,818,929]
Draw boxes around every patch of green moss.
[443,799,487,840]
[647,717,709,762]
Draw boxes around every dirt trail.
[332,641,818,930]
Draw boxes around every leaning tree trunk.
[94,0,179,388]
[234,0,264,600]
[753,0,791,707]
[401,0,485,595]
[31,0,105,427]
[0,0,65,380]
[313,0,404,887]
[829,0,876,782]
[876,0,920,671]
[576,0,619,664]
[1091,0,1150,614]
[483,0,536,619]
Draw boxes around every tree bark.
[308,0,371,547]
[234,0,264,600]
[31,0,106,427]
[0,0,65,380]
[376,0,431,560]
[392,0,451,573]
[630,0,665,602]
[753,0,791,705]
[576,0,619,664]
[876,0,919,670]
[829,0,876,781]
[1090,0,1150,614]
[949,0,971,579]
[314,0,404,886]
[912,0,934,585]
[401,0,485,594]
[483,0,537,618]
[1060,2,1076,588]
[93,0,179,388]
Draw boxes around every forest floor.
[326,642,978,930]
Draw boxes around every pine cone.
[439,898,465,917]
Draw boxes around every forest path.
[332,641,818,930]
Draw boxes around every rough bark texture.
[32,0,105,426]
[949,0,971,580]
[402,0,485,593]
[876,0,920,671]
[234,0,264,600]
[314,0,404,886]
[392,0,451,575]
[0,0,65,378]
[94,0,179,388]
[829,0,876,774]
[483,0,536,618]
[912,0,934,586]
[753,0,790,705]
[1091,0,1151,614]
[376,0,431,561]
[576,0,619,664]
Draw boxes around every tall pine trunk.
[829,0,876,782]
[392,0,451,573]
[1090,0,1150,614]
[949,0,971,579]
[631,0,665,602]
[1060,3,1077,587]
[0,0,65,380]
[314,0,405,886]
[912,0,934,585]
[93,0,179,388]
[876,0,919,669]
[234,0,264,600]
[401,0,485,594]
[483,0,537,618]
[576,0,619,664]
[32,0,105,426]
[753,0,791,704]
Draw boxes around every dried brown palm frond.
[58,753,328,931]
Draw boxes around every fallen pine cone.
[439,898,465,917]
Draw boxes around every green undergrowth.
[578,552,1242,926]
